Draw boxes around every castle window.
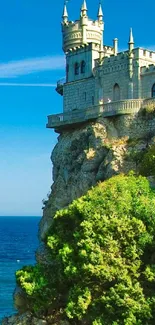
[113,83,120,101]
[84,92,87,101]
[75,62,79,75]
[152,83,155,98]
[92,96,94,105]
[66,64,69,81]
[81,60,86,74]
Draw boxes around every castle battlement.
[67,43,100,55]
[132,48,155,61]
[62,0,103,53]
[141,64,155,74]
[103,52,128,64]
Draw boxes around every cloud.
[0,55,65,78]
[0,82,56,87]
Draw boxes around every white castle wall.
[141,73,155,98]
[64,48,155,113]
[95,54,130,101]
[63,77,95,112]
[66,44,100,83]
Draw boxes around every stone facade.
[52,0,155,121]
[63,76,95,112]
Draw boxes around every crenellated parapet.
[94,51,129,75]
[62,1,104,53]
[141,64,155,75]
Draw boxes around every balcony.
[103,99,144,117]
[47,105,103,131]
[47,98,155,131]
[56,78,66,96]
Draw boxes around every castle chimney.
[113,38,118,55]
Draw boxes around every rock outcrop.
[40,112,155,240]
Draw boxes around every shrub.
[141,103,155,116]
[16,174,155,324]
[140,144,155,176]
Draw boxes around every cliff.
[3,111,155,324]
[40,112,155,240]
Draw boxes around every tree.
[16,174,155,324]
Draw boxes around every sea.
[0,216,41,322]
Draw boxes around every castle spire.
[128,28,134,51]
[81,0,87,17]
[98,2,103,21]
[62,2,68,23]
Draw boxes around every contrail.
[0,82,56,87]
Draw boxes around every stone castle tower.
[47,0,155,132]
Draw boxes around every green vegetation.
[142,103,155,116]
[16,174,155,324]
[140,144,155,176]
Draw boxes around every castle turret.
[61,1,104,54]
[128,28,134,52]
[128,28,134,99]
[62,2,68,24]
[81,0,87,17]
[80,0,88,43]
[97,2,103,22]
[97,2,104,56]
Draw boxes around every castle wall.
[96,55,131,101]
[141,72,155,98]
[93,49,155,102]
[66,44,100,83]
[63,77,95,111]
[134,48,155,66]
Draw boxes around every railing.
[47,105,103,126]
[103,99,143,114]
[57,78,66,87]
[47,98,155,129]
[56,78,66,95]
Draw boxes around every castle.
[47,0,155,132]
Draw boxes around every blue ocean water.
[0,216,41,321]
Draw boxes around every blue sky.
[0,0,155,216]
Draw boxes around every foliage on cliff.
[16,174,155,325]
[140,144,155,176]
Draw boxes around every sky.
[0,0,155,216]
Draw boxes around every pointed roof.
[81,0,87,12]
[129,28,134,44]
[98,3,103,17]
[62,3,68,20]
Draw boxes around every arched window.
[152,83,155,98]
[81,60,86,74]
[75,62,79,75]
[113,83,120,101]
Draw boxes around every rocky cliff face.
[40,120,123,240]
[3,112,155,324]
[40,111,155,240]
